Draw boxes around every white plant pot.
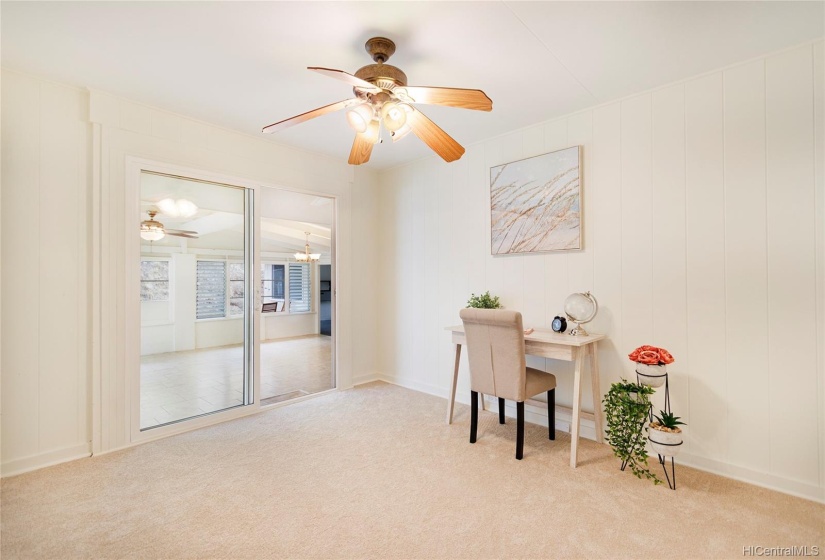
[636,363,667,387]
[649,427,683,457]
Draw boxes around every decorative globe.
[563,291,598,336]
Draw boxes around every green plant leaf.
[603,379,661,485]
[466,291,502,309]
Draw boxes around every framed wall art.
[490,145,582,255]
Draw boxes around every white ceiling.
[3,1,822,169]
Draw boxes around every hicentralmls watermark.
[743,546,820,557]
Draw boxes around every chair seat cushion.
[525,367,557,398]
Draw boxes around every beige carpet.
[2,382,822,559]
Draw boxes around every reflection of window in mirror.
[196,260,226,319]
[260,262,311,313]
[140,260,169,301]
[289,263,311,313]
[261,263,286,312]
[228,262,244,316]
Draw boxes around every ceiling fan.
[262,37,492,165]
[140,210,199,241]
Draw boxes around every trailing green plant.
[466,291,502,309]
[603,380,662,485]
[652,410,686,430]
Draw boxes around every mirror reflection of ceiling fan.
[262,37,492,165]
[140,210,199,241]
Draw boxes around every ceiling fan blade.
[166,232,199,239]
[405,108,466,163]
[164,228,198,235]
[262,98,358,134]
[396,86,492,111]
[308,67,382,93]
[348,131,374,165]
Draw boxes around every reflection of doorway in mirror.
[139,171,251,430]
[258,187,335,406]
[319,265,332,337]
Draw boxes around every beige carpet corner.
[2,381,822,559]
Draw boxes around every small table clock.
[551,316,567,333]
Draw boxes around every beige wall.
[1,71,90,473]
[377,42,825,502]
[0,69,381,474]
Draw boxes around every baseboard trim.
[376,372,824,504]
[676,453,824,504]
[352,372,381,387]
[1,443,92,478]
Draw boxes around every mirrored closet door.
[258,187,335,405]
[139,172,253,430]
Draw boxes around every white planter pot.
[636,363,667,387]
[649,427,683,457]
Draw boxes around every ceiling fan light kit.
[345,103,375,133]
[262,36,492,165]
[392,122,412,143]
[140,223,165,242]
[380,101,408,132]
[140,210,200,242]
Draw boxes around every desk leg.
[447,344,461,424]
[570,347,584,468]
[589,343,604,444]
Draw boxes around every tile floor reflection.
[140,335,332,429]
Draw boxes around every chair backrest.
[459,308,527,402]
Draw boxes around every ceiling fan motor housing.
[354,64,407,91]
[355,37,407,91]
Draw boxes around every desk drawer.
[525,340,574,361]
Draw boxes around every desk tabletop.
[445,325,606,347]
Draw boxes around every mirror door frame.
[125,157,339,445]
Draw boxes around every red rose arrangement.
[628,345,674,365]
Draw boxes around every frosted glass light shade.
[392,123,412,143]
[140,228,165,241]
[381,101,407,132]
[346,104,375,133]
[362,119,380,145]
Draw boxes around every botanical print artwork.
[490,146,581,254]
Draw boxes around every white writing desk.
[445,325,606,468]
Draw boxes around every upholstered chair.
[459,308,557,460]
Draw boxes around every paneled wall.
[1,71,91,473]
[377,42,824,501]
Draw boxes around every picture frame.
[489,145,582,255]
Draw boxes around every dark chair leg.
[548,389,556,440]
[498,397,506,424]
[516,401,525,460]
[470,391,478,444]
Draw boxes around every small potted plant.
[628,345,674,387]
[466,291,502,309]
[603,380,661,485]
[648,410,686,457]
